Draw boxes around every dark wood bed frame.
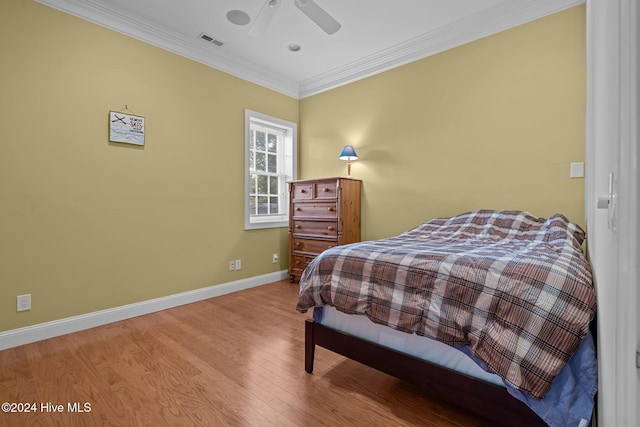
[305,318,550,427]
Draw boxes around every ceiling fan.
[249,0,341,36]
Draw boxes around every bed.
[296,210,597,427]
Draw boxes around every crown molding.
[298,0,585,98]
[34,0,300,98]
[34,0,584,100]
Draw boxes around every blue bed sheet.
[459,332,597,427]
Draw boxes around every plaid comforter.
[296,210,596,399]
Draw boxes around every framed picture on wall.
[109,111,145,146]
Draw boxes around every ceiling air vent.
[199,33,224,47]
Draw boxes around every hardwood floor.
[0,280,503,427]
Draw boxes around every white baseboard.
[0,270,289,351]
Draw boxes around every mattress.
[314,305,504,386]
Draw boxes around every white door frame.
[585,0,639,426]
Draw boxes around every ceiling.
[36,0,582,99]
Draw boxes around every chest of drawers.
[288,177,361,282]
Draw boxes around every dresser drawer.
[314,180,337,199]
[292,237,337,255]
[292,202,337,218]
[291,183,313,200]
[290,255,314,275]
[292,220,338,237]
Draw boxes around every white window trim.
[244,110,297,230]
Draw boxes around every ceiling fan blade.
[294,0,341,35]
[249,0,281,36]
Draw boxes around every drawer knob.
[296,207,301,211]
[295,242,302,246]
[296,225,301,229]
[300,189,306,193]
[323,187,330,192]
[327,207,334,211]
[327,226,335,231]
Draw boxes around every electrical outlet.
[273,253,279,263]
[17,294,31,312]
[235,259,242,270]
[229,261,235,271]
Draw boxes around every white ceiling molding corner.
[33,0,584,100]
[33,0,300,98]
[299,0,585,98]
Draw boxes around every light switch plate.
[570,162,585,178]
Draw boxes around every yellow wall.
[0,1,586,332]
[300,6,586,240]
[0,0,296,330]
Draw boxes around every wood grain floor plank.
[0,280,503,427]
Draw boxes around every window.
[244,110,297,230]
